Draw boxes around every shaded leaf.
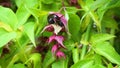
[43,51,55,68]
[68,13,81,42]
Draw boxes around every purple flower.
[51,44,59,53]
[48,35,66,48]
[41,12,68,35]
[56,50,66,59]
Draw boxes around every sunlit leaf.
[0,6,18,30]
[27,53,41,68]
[0,22,13,32]
[42,0,54,4]
[12,63,26,68]
[72,48,79,63]
[90,34,115,44]
[93,42,120,65]
[52,57,68,68]
[71,59,94,68]
[0,31,17,48]
[16,5,31,28]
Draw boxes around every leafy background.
[0,0,120,68]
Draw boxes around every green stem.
[110,28,115,45]
[80,21,92,60]
[16,40,28,61]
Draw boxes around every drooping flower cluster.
[41,12,67,58]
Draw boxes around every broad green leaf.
[36,14,48,36]
[12,63,26,68]
[24,22,36,47]
[0,22,13,32]
[16,5,31,28]
[107,0,120,9]
[42,0,54,4]
[107,63,113,68]
[24,0,39,8]
[71,59,94,68]
[90,34,115,44]
[41,2,62,11]
[90,64,106,68]
[0,31,17,48]
[66,7,78,14]
[43,51,56,68]
[94,42,120,65]
[68,13,81,42]
[52,57,68,68]
[27,53,41,68]
[72,48,79,63]
[64,39,74,51]
[102,17,118,29]
[15,0,39,8]
[90,0,110,10]
[0,6,18,30]
[15,0,24,7]
[16,0,40,28]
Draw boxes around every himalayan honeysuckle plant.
[0,0,120,68]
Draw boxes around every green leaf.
[66,7,78,14]
[15,0,24,7]
[94,42,120,65]
[52,57,68,68]
[102,18,118,29]
[90,33,115,44]
[24,0,39,8]
[35,13,48,36]
[90,64,106,68]
[15,0,39,8]
[107,0,120,9]
[27,53,41,68]
[24,22,36,47]
[68,13,81,42]
[41,2,62,11]
[16,0,40,28]
[42,0,54,4]
[16,5,31,28]
[107,63,113,68]
[90,0,110,10]
[12,63,26,68]
[71,59,94,68]
[0,6,18,30]
[72,48,79,63]
[0,31,16,48]
[43,51,56,68]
